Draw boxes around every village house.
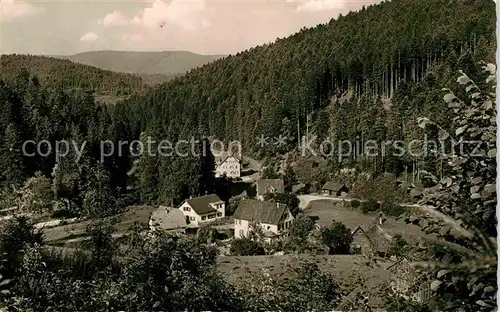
[256,179,285,200]
[149,206,187,234]
[214,153,242,179]
[178,194,225,227]
[233,199,295,239]
[321,181,350,197]
[351,223,393,257]
[387,257,431,302]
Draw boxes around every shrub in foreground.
[230,238,265,256]
[361,199,379,214]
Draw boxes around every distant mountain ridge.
[50,51,226,76]
[0,54,143,97]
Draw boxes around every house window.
[183,206,191,211]
[208,214,215,219]
[202,216,206,220]
[190,216,195,221]
[239,229,244,237]
[283,213,288,219]
[217,212,222,217]
[267,226,270,230]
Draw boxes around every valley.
[0,0,496,311]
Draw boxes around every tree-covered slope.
[52,51,225,76]
[117,0,495,156]
[0,54,144,96]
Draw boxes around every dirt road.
[298,194,352,209]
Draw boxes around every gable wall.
[179,202,201,226]
[215,156,241,178]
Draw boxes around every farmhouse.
[233,199,294,238]
[351,224,393,257]
[321,181,349,197]
[178,194,225,227]
[215,153,242,179]
[149,206,187,233]
[256,179,285,200]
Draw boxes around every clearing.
[302,199,434,243]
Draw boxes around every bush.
[386,296,432,312]
[243,261,342,311]
[15,172,53,213]
[380,202,405,217]
[285,214,317,253]
[262,166,279,179]
[0,216,44,270]
[388,234,410,257]
[289,214,315,240]
[350,173,408,203]
[350,200,360,208]
[230,238,265,256]
[197,226,219,244]
[361,199,379,214]
[320,222,352,255]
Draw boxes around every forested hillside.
[52,51,225,76]
[0,1,496,309]
[117,0,495,167]
[0,0,495,207]
[0,54,144,96]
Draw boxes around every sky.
[0,0,381,55]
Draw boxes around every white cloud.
[127,0,207,30]
[98,10,129,27]
[80,32,100,42]
[122,33,144,43]
[0,0,40,22]
[296,0,346,12]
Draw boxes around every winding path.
[297,194,422,210]
[298,194,352,210]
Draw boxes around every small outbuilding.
[321,181,349,197]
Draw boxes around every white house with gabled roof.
[178,194,225,227]
[233,199,294,239]
[214,153,242,179]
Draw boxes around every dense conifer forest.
[0,54,144,96]
[118,0,493,146]
[0,0,495,206]
[114,0,495,201]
